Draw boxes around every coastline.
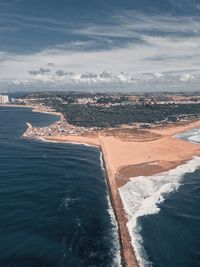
[38,120,200,267]
[0,104,63,120]
[5,104,200,267]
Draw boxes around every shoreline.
[4,104,200,267]
[38,120,200,267]
[0,103,63,120]
[115,159,188,187]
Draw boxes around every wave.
[100,152,122,267]
[63,197,80,210]
[176,128,200,144]
[106,194,122,267]
[188,129,200,143]
[119,156,200,267]
[38,137,97,147]
[99,151,105,171]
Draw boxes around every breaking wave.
[106,194,122,267]
[119,156,200,267]
[38,137,97,147]
[176,128,200,144]
[100,152,122,267]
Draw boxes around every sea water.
[0,107,121,267]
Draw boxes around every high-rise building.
[0,95,9,104]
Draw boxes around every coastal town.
[11,91,200,107]
[2,91,200,140]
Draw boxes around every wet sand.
[116,160,186,187]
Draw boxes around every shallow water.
[0,107,120,267]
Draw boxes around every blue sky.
[0,0,200,92]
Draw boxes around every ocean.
[0,107,121,267]
[119,129,200,267]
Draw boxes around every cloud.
[28,67,50,75]
[74,13,200,40]
[180,73,194,81]
[55,70,67,76]
[0,12,200,92]
[80,72,98,79]
[47,62,55,67]
[99,70,113,78]
[55,70,73,76]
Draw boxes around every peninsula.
[7,91,200,267]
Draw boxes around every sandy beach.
[37,119,200,267]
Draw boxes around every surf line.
[99,142,139,267]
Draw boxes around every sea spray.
[119,156,200,267]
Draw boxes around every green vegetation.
[21,92,200,128]
[55,103,200,127]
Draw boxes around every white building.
[0,95,9,104]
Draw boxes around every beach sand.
[42,119,200,267]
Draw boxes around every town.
[12,91,200,107]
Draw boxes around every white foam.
[99,151,105,171]
[63,197,80,209]
[176,128,200,144]
[119,156,200,267]
[106,194,122,267]
[38,137,97,147]
[188,134,200,143]
[99,152,122,267]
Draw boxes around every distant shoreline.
[0,103,62,120]
[5,103,200,267]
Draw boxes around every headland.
[19,103,200,267]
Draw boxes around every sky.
[0,0,200,92]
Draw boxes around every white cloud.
[1,13,200,91]
[28,67,51,75]
[180,73,194,81]
[75,13,200,39]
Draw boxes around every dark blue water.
[0,107,120,267]
[140,163,200,267]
